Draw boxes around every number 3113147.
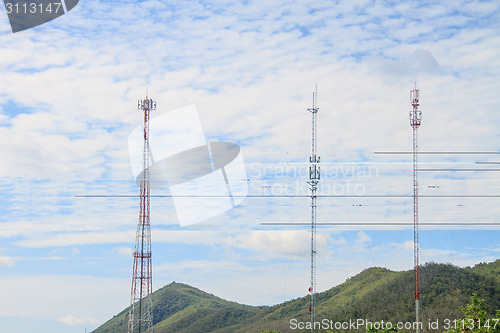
[5,2,62,14]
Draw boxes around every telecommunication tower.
[307,87,320,332]
[410,84,422,333]
[128,95,156,333]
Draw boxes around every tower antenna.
[307,86,320,332]
[128,93,156,333]
[410,83,422,333]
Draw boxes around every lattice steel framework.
[410,84,422,333]
[128,95,156,333]
[307,88,320,332]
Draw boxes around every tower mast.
[410,84,422,333]
[129,94,156,333]
[307,87,320,332]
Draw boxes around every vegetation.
[92,260,499,333]
[445,294,500,333]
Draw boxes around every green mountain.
[93,260,499,333]
[92,282,263,333]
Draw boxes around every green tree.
[446,294,500,333]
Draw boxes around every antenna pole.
[410,84,422,333]
[307,86,320,332]
[129,93,156,333]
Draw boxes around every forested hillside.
[93,260,499,333]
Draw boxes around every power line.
[261,222,500,226]
[76,194,500,198]
[374,151,500,154]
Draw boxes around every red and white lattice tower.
[410,84,422,333]
[307,87,320,332]
[128,95,156,333]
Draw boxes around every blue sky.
[0,0,499,332]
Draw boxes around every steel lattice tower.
[307,88,320,332]
[410,84,422,333]
[128,95,156,333]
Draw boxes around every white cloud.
[392,240,414,250]
[57,314,99,326]
[0,255,15,266]
[356,231,372,244]
[332,236,347,245]
[14,256,64,261]
[57,315,83,326]
[14,231,135,248]
[112,246,133,256]
[0,0,498,236]
[226,230,330,259]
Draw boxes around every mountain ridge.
[93,259,499,333]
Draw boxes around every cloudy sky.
[1,0,499,332]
